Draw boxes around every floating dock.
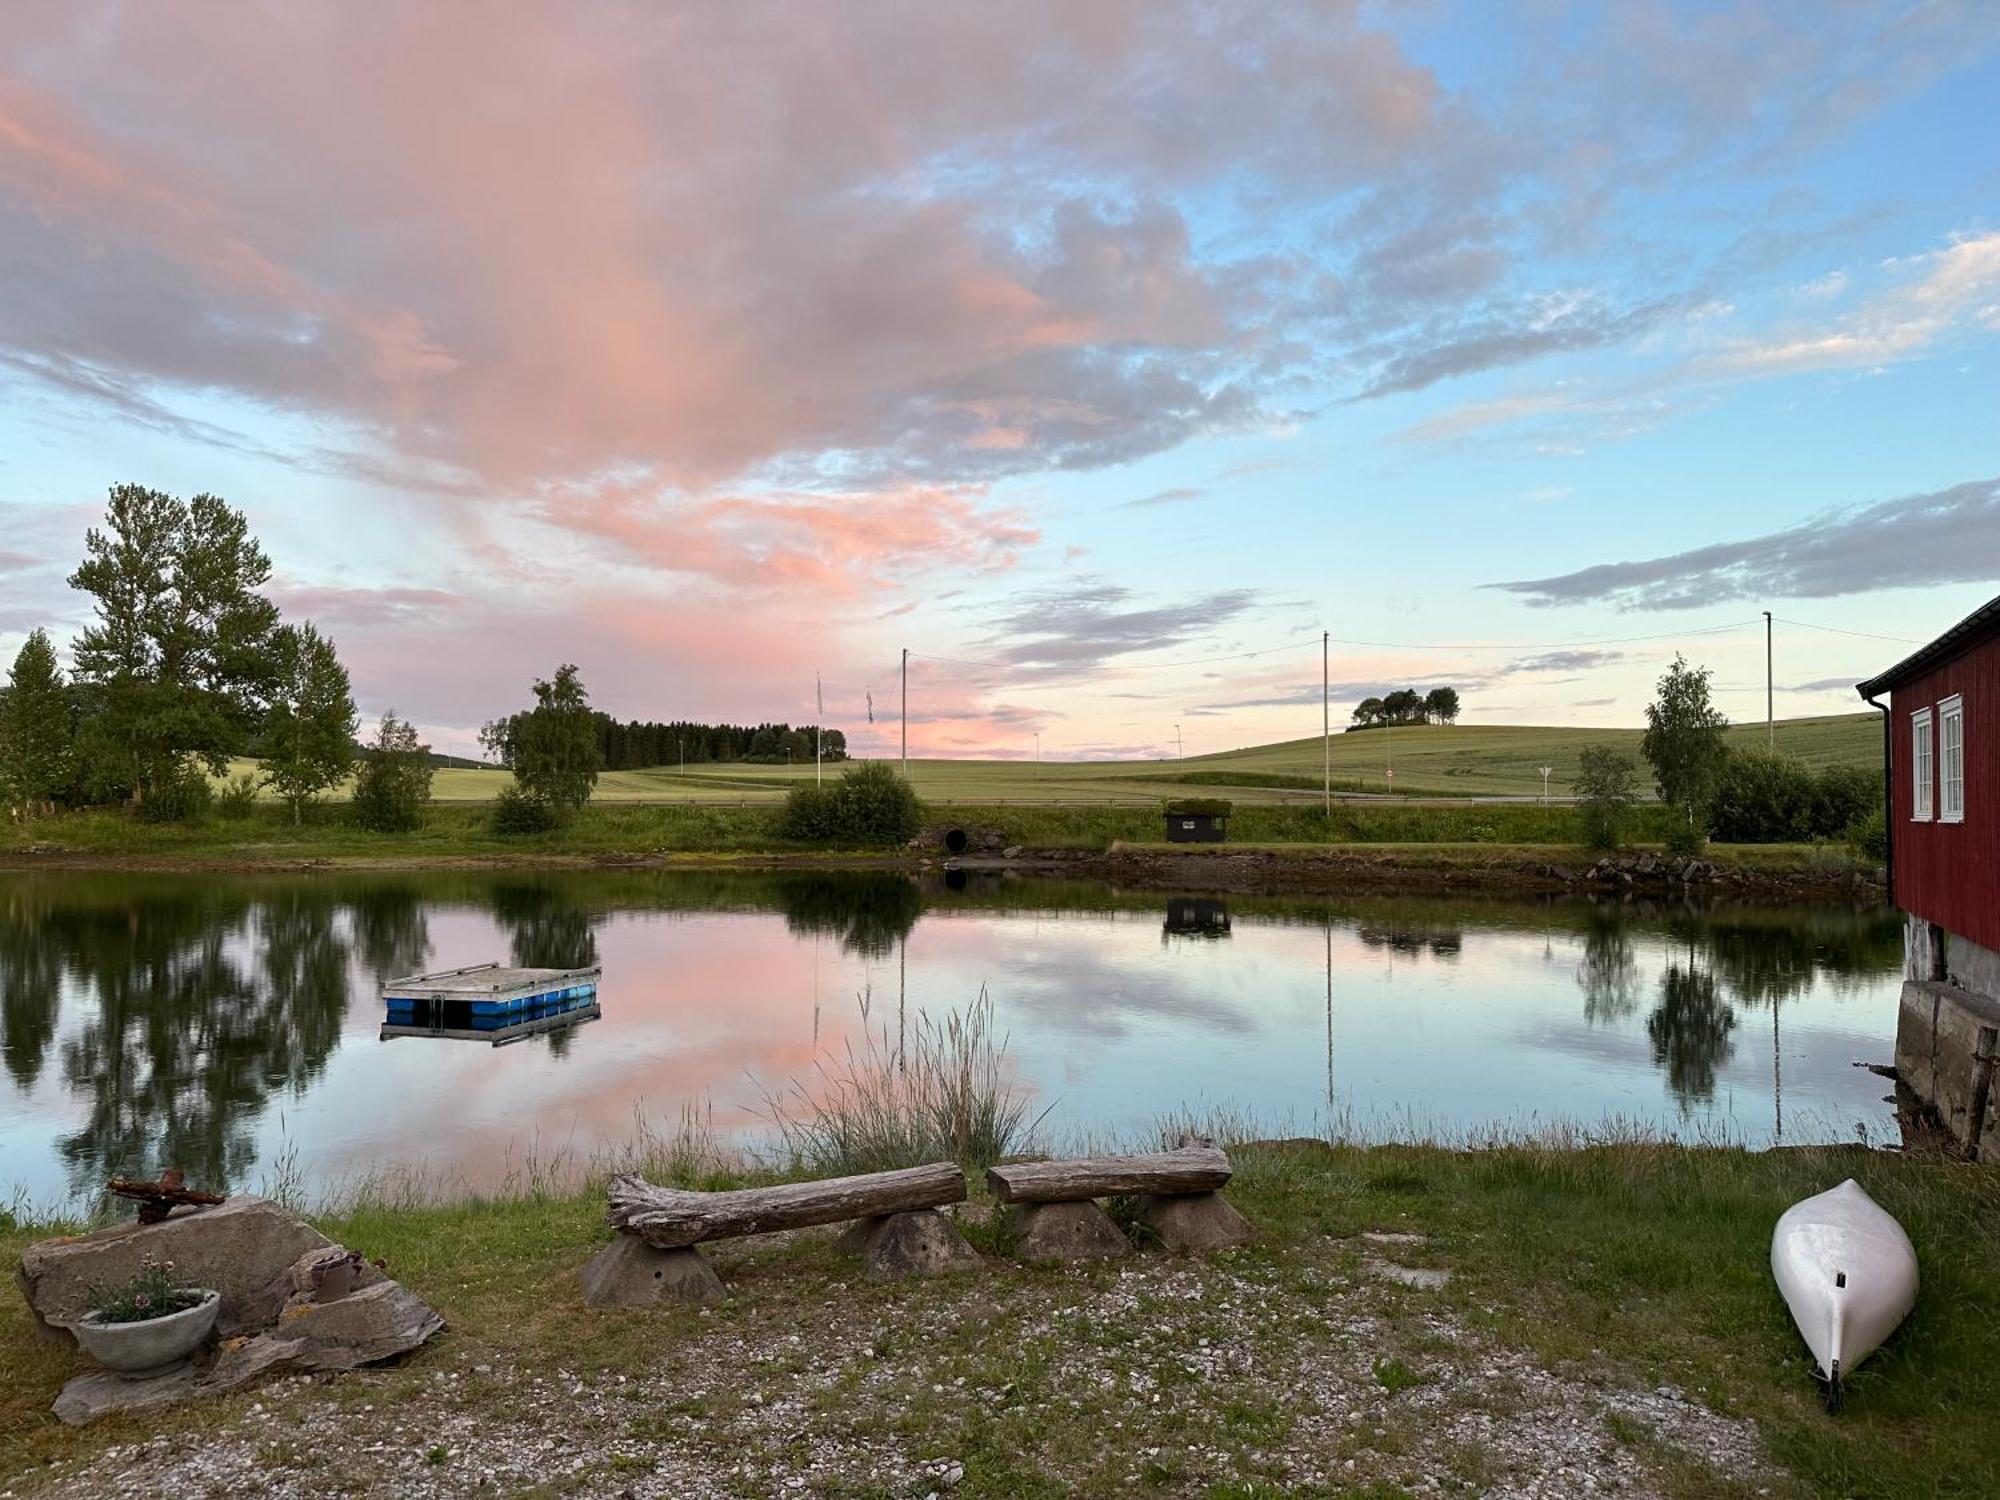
[379,961,603,1047]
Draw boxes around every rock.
[1362,1256,1452,1289]
[1135,1192,1254,1253]
[18,1195,334,1345]
[843,1210,983,1281]
[578,1237,726,1307]
[50,1262,444,1425]
[52,1365,203,1426]
[1011,1201,1132,1263]
[273,1278,445,1367]
[1002,845,1023,859]
[1359,1230,1427,1247]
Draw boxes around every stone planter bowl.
[74,1289,221,1377]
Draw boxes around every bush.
[139,764,213,823]
[1710,749,1886,844]
[215,772,261,820]
[779,761,923,846]
[1814,764,1881,838]
[1848,806,1888,863]
[1711,749,1816,842]
[1573,745,1639,852]
[491,784,561,834]
[1663,817,1705,858]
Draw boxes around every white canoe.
[1770,1178,1917,1406]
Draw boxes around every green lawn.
[227,712,1881,806]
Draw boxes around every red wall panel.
[1890,639,2000,952]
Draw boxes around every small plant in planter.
[76,1255,221,1377]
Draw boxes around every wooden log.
[607,1161,967,1249]
[984,1144,1232,1205]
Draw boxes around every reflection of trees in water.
[348,883,431,981]
[1577,908,1641,1025]
[35,884,350,1195]
[1647,961,1737,1107]
[0,885,63,1088]
[490,881,600,970]
[1356,922,1462,960]
[773,873,922,960]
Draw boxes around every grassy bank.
[1,1138,1993,1497]
[2,797,1729,866]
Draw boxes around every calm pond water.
[0,870,1903,1206]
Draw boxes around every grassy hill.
[223,711,1880,806]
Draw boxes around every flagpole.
[815,673,823,785]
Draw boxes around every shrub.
[491,784,561,834]
[1573,745,1638,852]
[138,764,213,823]
[1710,750,1886,844]
[1814,764,1881,837]
[779,761,922,846]
[215,772,262,820]
[351,713,434,833]
[1711,749,1817,842]
[1848,806,1888,863]
[1662,818,1705,858]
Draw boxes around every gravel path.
[6,1236,1774,1499]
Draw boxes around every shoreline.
[0,839,1887,902]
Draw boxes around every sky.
[2,1,1998,761]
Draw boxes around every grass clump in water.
[760,990,1049,1176]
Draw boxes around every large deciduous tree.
[260,623,358,823]
[67,485,279,806]
[2,629,76,815]
[1640,655,1730,850]
[1423,687,1461,725]
[481,663,601,820]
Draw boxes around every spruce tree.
[2,630,75,815]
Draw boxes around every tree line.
[0,484,433,828]
[1350,687,1460,729]
[591,717,847,770]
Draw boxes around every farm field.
[226,711,1880,805]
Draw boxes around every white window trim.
[1940,694,1965,825]
[1912,707,1934,822]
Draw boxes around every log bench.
[985,1141,1253,1261]
[582,1161,977,1305]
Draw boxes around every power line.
[1772,616,1922,646]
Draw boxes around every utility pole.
[1322,631,1331,817]
[900,648,908,777]
[1175,723,1183,761]
[814,673,823,785]
[1763,610,1774,750]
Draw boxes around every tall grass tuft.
[760,989,1048,1177]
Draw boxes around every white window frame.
[1912,707,1934,822]
[1940,694,1965,824]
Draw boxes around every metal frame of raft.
[379,961,603,1047]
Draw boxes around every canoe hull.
[1771,1178,1917,1391]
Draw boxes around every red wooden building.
[1858,594,2000,1154]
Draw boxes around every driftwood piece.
[984,1143,1232,1205]
[107,1169,227,1225]
[607,1162,967,1249]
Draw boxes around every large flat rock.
[19,1196,334,1344]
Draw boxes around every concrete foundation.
[1895,976,2000,1158]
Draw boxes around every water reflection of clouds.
[0,874,1908,1204]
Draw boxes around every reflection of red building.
[1858,595,2000,1155]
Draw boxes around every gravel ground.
[4,1234,1774,1500]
